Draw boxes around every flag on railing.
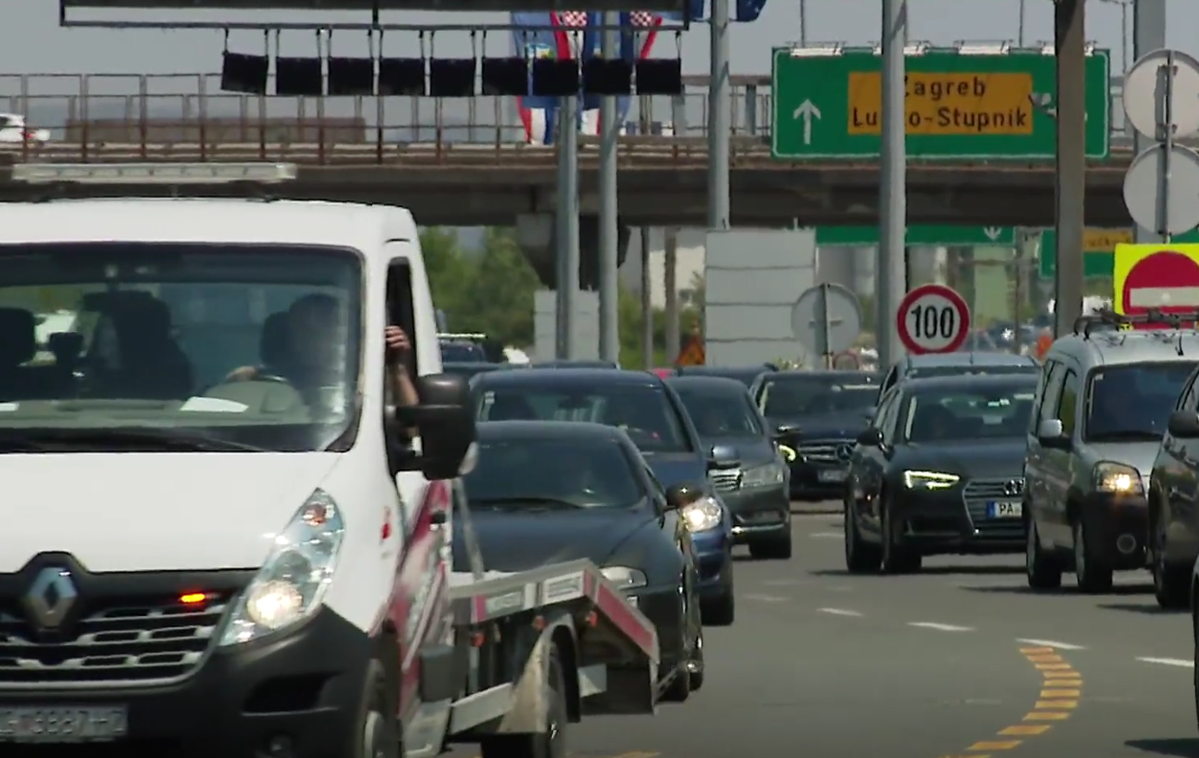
[510,10,670,145]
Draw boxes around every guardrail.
[0,71,1157,165]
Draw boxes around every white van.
[0,193,477,756]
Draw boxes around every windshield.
[441,341,485,362]
[673,385,763,438]
[0,242,362,452]
[902,380,1037,443]
[760,377,879,418]
[908,365,1036,380]
[1085,362,1197,441]
[464,437,643,509]
[476,384,692,453]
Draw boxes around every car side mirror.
[856,427,883,447]
[1036,418,1070,450]
[664,483,700,510]
[706,443,740,471]
[1168,410,1199,439]
[393,373,477,480]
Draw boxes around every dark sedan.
[457,421,704,700]
[844,374,1039,573]
[471,368,737,625]
[749,370,881,500]
[668,376,792,559]
[674,363,778,387]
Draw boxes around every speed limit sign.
[897,284,971,354]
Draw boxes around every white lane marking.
[809,532,842,539]
[1136,657,1195,668]
[1017,638,1087,651]
[818,607,863,617]
[744,594,788,603]
[908,622,974,632]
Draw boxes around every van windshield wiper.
[7,427,265,452]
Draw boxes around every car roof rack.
[1073,307,1199,338]
[438,332,488,342]
[9,162,298,202]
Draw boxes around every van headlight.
[1094,461,1143,494]
[681,496,723,532]
[219,489,346,646]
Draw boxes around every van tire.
[480,646,568,758]
[1025,517,1062,590]
[1074,519,1113,593]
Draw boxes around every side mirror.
[394,373,477,480]
[664,483,701,510]
[706,443,740,471]
[856,427,883,447]
[1036,418,1070,450]
[1168,410,1199,439]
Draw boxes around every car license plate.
[0,707,127,743]
[818,469,847,483]
[986,501,1022,519]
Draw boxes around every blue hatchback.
[472,368,737,626]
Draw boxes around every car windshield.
[476,384,692,453]
[465,436,643,509]
[673,385,763,438]
[1085,362,1197,441]
[0,242,362,452]
[902,381,1037,443]
[908,364,1036,380]
[760,377,879,417]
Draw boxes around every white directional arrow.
[983,226,1003,241]
[793,99,822,145]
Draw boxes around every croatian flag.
[510,10,668,145]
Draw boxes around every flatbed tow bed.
[425,561,659,756]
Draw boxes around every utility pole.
[876,0,907,370]
[597,11,620,363]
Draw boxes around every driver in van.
[226,293,419,410]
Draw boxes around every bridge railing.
[0,71,1146,163]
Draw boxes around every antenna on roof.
[1072,307,1199,354]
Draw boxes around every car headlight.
[219,489,346,646]
[902,470,960,490]
[742,461,785,488]
[1094,461,1144,495]
[681,496,723,532]
[601,565,648,591]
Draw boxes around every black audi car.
[749,370,881,500]
[667,375,792,559]
[843,373,1039,573]
[456,421,704,700]
[470,368,737,625]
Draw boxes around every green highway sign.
[817,225,1015,247]
[771,47,1110,160]
[1036,227,1199,278]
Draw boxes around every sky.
[0,1,1192,77]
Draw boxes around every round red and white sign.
[1120,249,1199,329]
[897,284,971,355]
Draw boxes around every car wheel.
[749,532,792,560]
[481,645,568,758]
[1025,515,1062,590]
[881,496,921,574]
[700,556,735,626]
[688,629,705,691]
[1073,518,1113,593]
[844,501,881,573]
[1153,519,1190,609]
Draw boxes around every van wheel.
[844,502,881,573]
[481,646,568,758]
[1073,519,1113,593]
[352,659,400,758]
[1153,520,1191,609]
[1026,517,1062,590]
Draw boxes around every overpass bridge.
[0,71,1147,227]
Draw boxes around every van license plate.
[987,501,1022,519]
[0,707,127,743]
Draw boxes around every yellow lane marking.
[1036,700,1077,709]
[1020,646,1055,654]
[999,725,1052,736]
[611,753,661,758]
[1035,663,1073,670]
[1026,655,1063,663]
[1041,689,1080,698]
[1024,711,1071,721]
[969,741,1022,750]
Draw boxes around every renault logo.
[23,567,77,629]
[1003,479,1024,497]
[835,443,854,462]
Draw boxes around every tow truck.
[0,162,661,758]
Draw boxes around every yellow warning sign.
[674,336,705,367]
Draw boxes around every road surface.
[453,506,1199,758]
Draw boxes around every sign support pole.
[1157,50,1176,243]
[1053,0,1087,338]
[598,11,620,363]
[555,96,581,359]
[708,0,731,231]
[1134,0,1167,244]
[877,0,906,370]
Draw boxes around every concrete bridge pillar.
[516,213,630,290]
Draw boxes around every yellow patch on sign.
[847,72,1034,136]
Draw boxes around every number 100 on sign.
[897,284,971,355]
